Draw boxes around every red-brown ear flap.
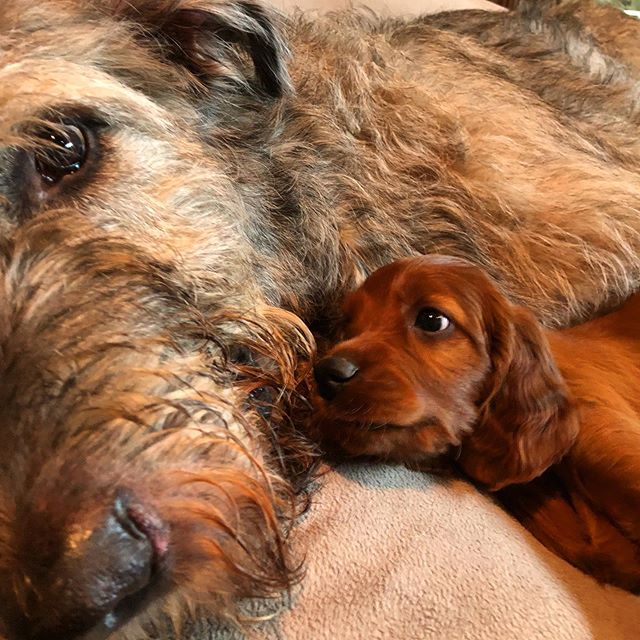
[114,0,290,97]
[459,304,579,491]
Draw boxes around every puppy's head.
[312,255,578,490]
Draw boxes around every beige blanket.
[243,463,640,640]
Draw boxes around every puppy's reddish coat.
[312,255,640,591]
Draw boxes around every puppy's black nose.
[314,356,359,400]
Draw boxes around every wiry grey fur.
[0,1,639,639]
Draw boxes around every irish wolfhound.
[0,1,639,639]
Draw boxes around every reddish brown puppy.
[312,255,640,591]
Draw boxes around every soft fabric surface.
[244,463,640,640]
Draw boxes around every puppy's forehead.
[359,256,480,302]
[342,257,487,330]
[343,261,405,315]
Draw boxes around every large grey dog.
[0,0,639,639]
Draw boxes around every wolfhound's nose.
[12,489,168,640]
[314,356,359,400]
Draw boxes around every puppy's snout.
[314,356,359,400]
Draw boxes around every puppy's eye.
[33,123,90,186]
[415,308,451,332]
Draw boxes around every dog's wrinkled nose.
[9,489,168,640]
[314,356,359,400]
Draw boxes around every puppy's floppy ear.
[459,301,579,491]
[114,0,291,97]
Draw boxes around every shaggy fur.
[0,0,639,638]
[310,255,640,591]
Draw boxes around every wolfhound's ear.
[459,302,579,491]
[115,0,291,97]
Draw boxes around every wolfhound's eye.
[33,123,90,185]
[415,307,452,333]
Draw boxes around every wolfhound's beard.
[0,218,317,640]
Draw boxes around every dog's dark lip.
[367,417,439,432]
[326,416,412,432]
[367,422,406,432]
[78,579,168,640]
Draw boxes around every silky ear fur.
[459,301,579,491]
